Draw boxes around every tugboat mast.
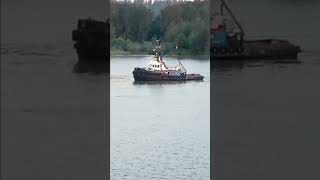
[153,40,162,62]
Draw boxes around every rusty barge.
[211,0,301,60]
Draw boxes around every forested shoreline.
[111,1,209,56]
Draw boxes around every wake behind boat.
[132,41,204,81]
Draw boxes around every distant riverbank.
[111,38,209,58]
[111,48,209,59]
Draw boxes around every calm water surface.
[111,56,210,180]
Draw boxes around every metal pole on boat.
[176,42,186,75]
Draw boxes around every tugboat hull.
[133,68,204,81]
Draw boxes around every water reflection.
[212,59,301,73]
[132,80,204,85]
[73,60,109,74]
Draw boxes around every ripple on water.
[111,126,209,180]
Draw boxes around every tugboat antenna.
[176,42,186,74]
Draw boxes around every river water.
[111,56,210,180]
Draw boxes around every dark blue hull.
[133,68,204,81]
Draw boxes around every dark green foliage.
[111,1,209,56]
[147,16,164,41]
[111,2,153,42]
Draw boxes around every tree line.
[111,1,209,56]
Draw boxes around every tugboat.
[133,41,204,81]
